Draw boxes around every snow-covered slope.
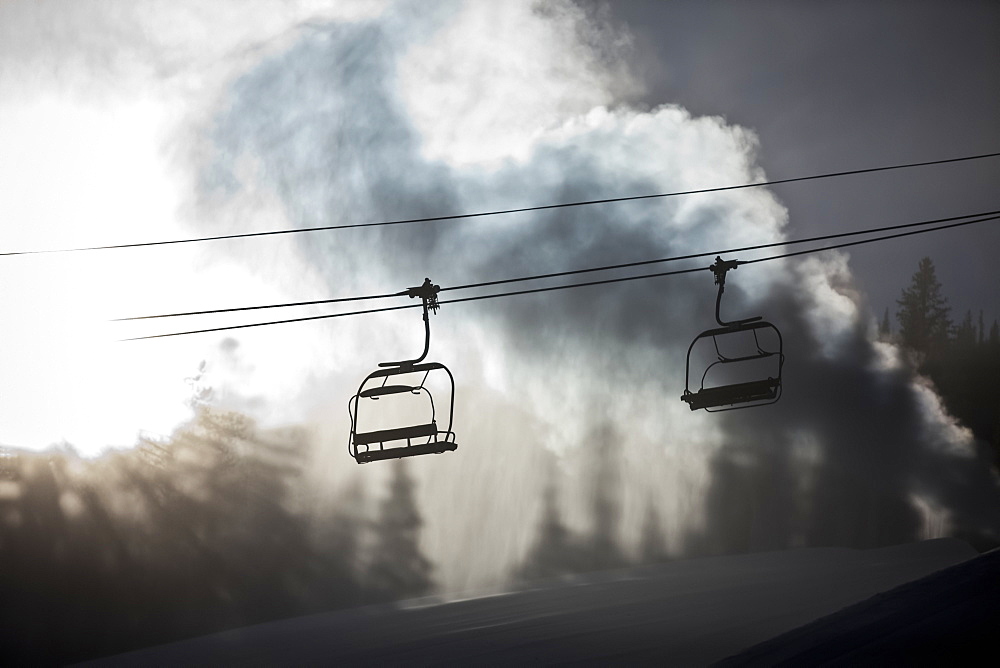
[81,539,978,666]
[717,545,1000,666]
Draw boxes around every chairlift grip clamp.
[406,277,441,315]
[710,257,742,290]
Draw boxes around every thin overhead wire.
[443,214,1000,307]
[113,290,408,321]
[114,208,1000,321]
[120,302,422,341]
[739,214,999,266]
[440,208,1000,293]
[119,213,999,340]
[7,151,1000,257]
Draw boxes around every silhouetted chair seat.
[681,378,779,411]
[359,384,417,398]
[352,421,457,463]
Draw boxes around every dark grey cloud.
[598,0,1000,324]
[198,16,462,289]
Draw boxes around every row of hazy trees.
[1,410,654,664]
[881,256,1000,469]
[0,408,434,664]
[3,256,998,663]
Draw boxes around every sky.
[1,0,998,590]
[602,0,1000,322]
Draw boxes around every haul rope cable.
[119,213,999,340]
[114,208,1000,321]
[6,151,999,256]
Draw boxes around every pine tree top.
[896,256,951,354]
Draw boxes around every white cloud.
[398,0,639,167]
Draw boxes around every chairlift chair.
[681,258,784,412]
[348,279,458,463]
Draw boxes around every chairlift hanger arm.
[379,278,441,367]
[709,257,761,327]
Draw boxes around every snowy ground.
[81,538,985,666]
[719,544,1000,665]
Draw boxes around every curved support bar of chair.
[379,297,432,367]
[715,280,763,327]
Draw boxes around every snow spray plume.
[690,259,1000,554]
[192,1,998,589]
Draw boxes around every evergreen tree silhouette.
[955,310,976,348]
[586,427,626,570]
[0,408,366,664]
[638,500,669,564]
[878,306,891,340]
[517,472,581,581]
[896,257,950,356]
[366,460,434,601]
[309,478,366,609]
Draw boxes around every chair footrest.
[682,379,779,410]
[355,440,458,463]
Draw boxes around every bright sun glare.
[0,90,342,457]
[0,96,218,455]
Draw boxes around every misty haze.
[1,1,999,664]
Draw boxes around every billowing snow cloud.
[62,0,997,590]
[182,2,996,587]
